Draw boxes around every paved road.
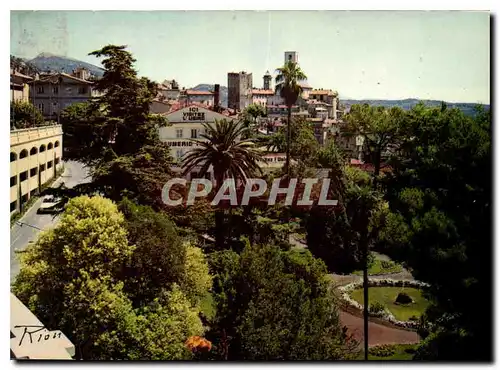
[10,161,89,283]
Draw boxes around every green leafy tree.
[380,105,492,361]
[266,117,318,167]
[242,103,266,137]
[342,104,406,185]
[117,198,187,307]
[10,55,40,77]
[10,100,45,129]
[60,45,174,209]
[182,119,262,250]
[275,61,307,175]
[206,241,358,360]
[180,243,213,306]
[13,195,205,360]
[12,196,135,359]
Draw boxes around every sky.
[10,10,490,104]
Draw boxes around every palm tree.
[275,61,307,176]
[182,118,263,250]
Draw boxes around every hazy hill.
[191,84,228,107]
[340,98,489,116]
[25,52,105,77]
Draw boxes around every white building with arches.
[10,125,63,214]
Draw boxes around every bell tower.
[263,71,272,90]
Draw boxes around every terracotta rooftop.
[252,89,274,95]
[10,70,33,80]
[185,90,214,96]
[310,89,336,96]
[28,72,92,85]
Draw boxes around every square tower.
[284,51,298,64]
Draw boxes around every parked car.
[37,196,64,214]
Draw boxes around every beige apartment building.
[10,125,63,214]
[28,71,93,120]
[10,69,32,102]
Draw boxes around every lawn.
[353,257,403,276]
[350,287,430,321]
[355,344,418,360]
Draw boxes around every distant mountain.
[340,98,489,117]
[192,84,228,108]
[25,52,105,77]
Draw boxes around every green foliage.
[306,159,384,274]
[182,118,263,250]
[360,344,417,360]
[275,61,307,107]
[352,255,403,276]
[11,55,40,76]
[180,243,213,306]
[266,118,319,165]
[342,104,406,177]
[369,301,386,314]
[395,292,413,305]
[117,198,187,306]
[344,165,372,187]
[206,242,358,360]
[380,104,492,360]
[369,344,396,357]
[60,45,174,209]
[350,287,430,322]
[11,100,45,129]
[128,285,204,360]
[13,195,205,360]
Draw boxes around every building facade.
[263,71,272,90]
[29,72,93,120]
[180,90,215,107]
[10,70,32,103]
[251,89,274,107]
[159,104,236,162]
[227,72,253,111]
[150,99,172,114]
[10,125,64,214]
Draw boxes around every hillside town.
[9,10,491,364]
[10,50,366,192]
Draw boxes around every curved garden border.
[339,278,430,330]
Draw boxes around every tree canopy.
[206,241,358,360]
[60,45,174,209]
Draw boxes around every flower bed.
[338,278,429,329]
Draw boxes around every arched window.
[54,141,60,148]
[10,152,17,162]
[48,142,53,150]
[30,147,38,155]
[39,144,46,153]
[19,149,28,159]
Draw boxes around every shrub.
[380,260,394,269]
[395,292,413,305]
[369,344,396,357]
[369,301,386,314]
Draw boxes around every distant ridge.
[192,84,229,108]
[340,98,489,117]
[25,53,105,77]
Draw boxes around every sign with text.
[183,107,205,121]
[165,105,232,123]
